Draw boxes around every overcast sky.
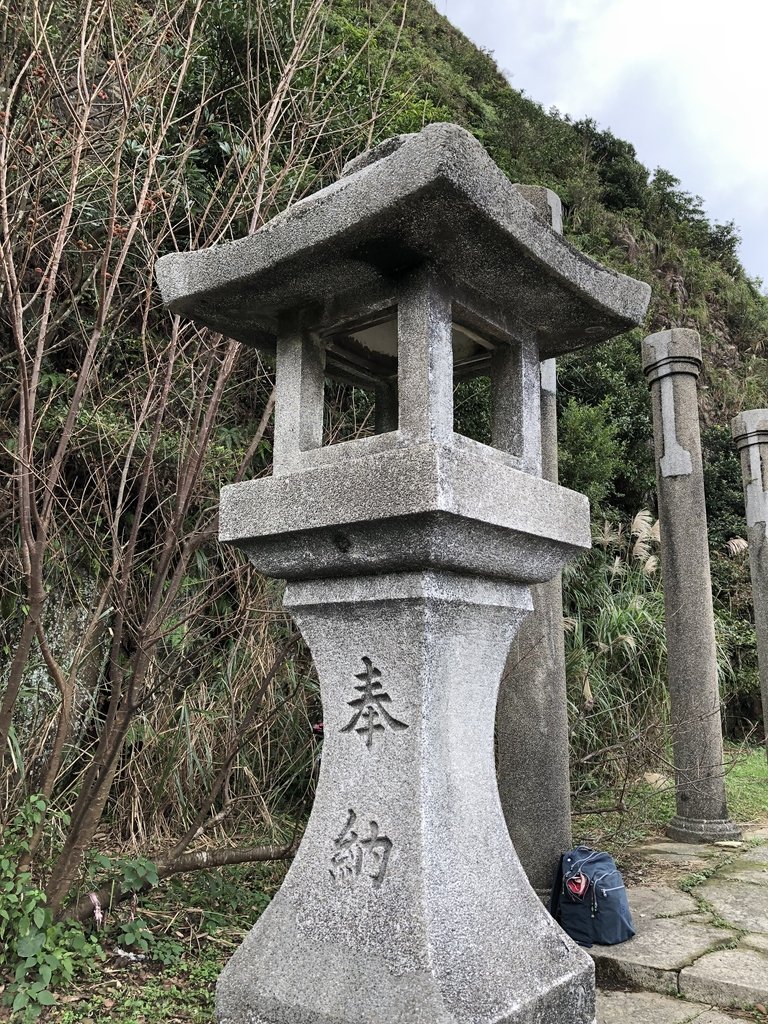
[436,0,768,290]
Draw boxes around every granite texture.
[271,317,326,475]
[267,262,546,480]
[156,123,650,361]
[731,409,768,756]
[496,187,572,899]
[512,185,564,235]
[642,330,739,842]
[665,818,742,844]
[216,572,595,1024]
[497,556,571,898]
[218,441,591,582]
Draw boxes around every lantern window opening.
[322,380,379,447]
[320,305,399,446]
[453,374,493,448]
[309,289,539,472]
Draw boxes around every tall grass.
[564,510,747,813]
[565,512,669,804]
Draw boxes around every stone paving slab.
[628,884,700,920]
[719,842,768,884]
[640,842,723,862]
[590,917,735,995]
[740,844,768,864]
[725,863,768,885]
[596,989,742,1023]
[742,932,768,953]
[680,947,768,1009]
[693,1013,755,1023]
[697,877,768,933]
[741,843,768,868]
[592,834,768,1015]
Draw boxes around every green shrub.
[558,399,624,510]
[0,798,105,1021]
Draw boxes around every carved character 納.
[329,809,393,889]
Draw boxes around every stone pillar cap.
[732,408,768,447]
[642,327,702,381]
[510,185,563,234]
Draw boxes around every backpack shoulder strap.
[548,851,566,920]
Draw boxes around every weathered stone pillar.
[731,410,768,758]
[497,185,571,899]
[642,328,740,842]
[158,122,651,1024]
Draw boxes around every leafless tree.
[1,0,408,917]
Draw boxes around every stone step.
[590,915,735,997]
[679,948,768,1009]
[589,879,768,1013]
[596,989,746,1023]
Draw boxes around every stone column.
[642,328,740,842]
[497,186,572,898]
[731,410,768,758]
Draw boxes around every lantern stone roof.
[156,123,650,359]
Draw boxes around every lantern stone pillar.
[642,328,740,842]
[731,410,768,758]
[497,185,572,899]
[158,123,651,1024]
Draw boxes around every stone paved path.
[593,825,768,1021]
[596,988,748,1023]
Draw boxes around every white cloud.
[438,0,768,285]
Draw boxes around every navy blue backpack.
[549,845,635,948]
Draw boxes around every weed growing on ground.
[51,955,221,1024]
[6,859,288,1023]
[724,745,768,822]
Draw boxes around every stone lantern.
[157,123,650,1024]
